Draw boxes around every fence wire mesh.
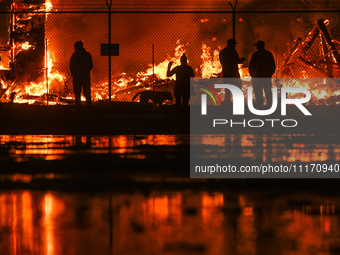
[0,10,340,104]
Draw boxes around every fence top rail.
[0,9,340,14]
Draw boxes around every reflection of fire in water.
[196,134,340,163]
[45,194,54,255]
[0,191,339,254]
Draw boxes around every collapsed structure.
[0,0,52,103]
[0,6,339,105]
[281,18,340,78]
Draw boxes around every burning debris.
[0,0,66,105]
[11,0,46,82]
[279,18,340,104]
[281,18,340,78]
[0,5,339,106]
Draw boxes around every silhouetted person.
[219,38,245,105]
[249,40,276,108]
[70,41,93,109]
[167,53,195,113]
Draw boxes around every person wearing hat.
[70,41,93,109]
[167,53,195,114]
[219,38,245,105]
[249,40,276,108]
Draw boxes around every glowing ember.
[8,49,66,105]
[21,42,33,50]
[45,0,53,12]
[200,43,221,78]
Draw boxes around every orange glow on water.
[0,191,338,254]
[201,193,224,208]
[148,196,169,220]
[193,134,340,163]
[324,218,331,233]
[11,193,18,255]
[201,193,224,227]
[21,192,34,254]
[243,207,254,216]
[0,134,186,162]
[44,194,54,255]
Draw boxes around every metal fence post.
[106,0,113,106]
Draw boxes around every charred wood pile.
[11,0,46,82]
[281,18,340,78]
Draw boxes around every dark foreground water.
[0,134,340,254]
[1,190,340,255]
[1,134,339,163]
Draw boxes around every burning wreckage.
[279,18,340,104]
[0,3,339,105]
[0,0,63,105]
[0,0,174,105]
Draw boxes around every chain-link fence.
[0,10,340,104]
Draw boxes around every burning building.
[11,0,47,82]
[0,0,60,104]
[0,2,339,105]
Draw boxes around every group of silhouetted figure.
[69,38,275,112]
[220,38,275,109]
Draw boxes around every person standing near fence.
[249,40,276,109]
[70,41,93,109]
[219,38,245,106]
[167,53,195,114]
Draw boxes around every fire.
[45,0,53,12]
[14,41,34,53]
[21,42,33,50]
[2,12,339,107]
[46,51,64,83]
[239,64,251,81]
[200,43,251,80]
[8,48,66,105]
[137,40,186,81]
[8,38,340,105]
[200,44,221,78]
[96,41,340,104]
[312,90,327,99]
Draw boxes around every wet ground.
[0,103,340,135]
[1,134,339,185]
[0,103,339,254]
[0,103,189,135]
[0,134,339,255]
[1,189,340,255]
